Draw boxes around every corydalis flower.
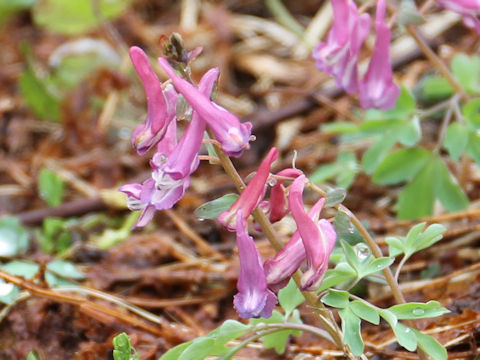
[263,197,327,292]
[218,148,278,231]
[120,68,220,228]
[158,57,252,157]
[129,46,177,155]
[358,0,400,110]
[313,0,370,94]
[234,210,277,319]
[436,0,480,34]
[288,175,337,291]
[261,168,303,224]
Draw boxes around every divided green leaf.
[194,194,238,220]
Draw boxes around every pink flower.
[129,47,177,155]
[287,175,337,291]
[436,0,480,34]
[262,168,303,223]
[313,0,371,94]
[234,210,277,319]
[218,148,279,231]
[158,57,252,157]
[263,197,327,292]
[120,68,220,228]
[358,0,400,110]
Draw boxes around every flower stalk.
[207,129,354,358]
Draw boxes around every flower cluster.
[436,0,480,34]
[121,45,337,320]
[218,148,337,319]
[120,46,252,228]
[313,0,400,110]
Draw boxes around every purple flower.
[234,210,277,319]
[288,175,337,291]
[158,57,252,157]
[263,197,327,292]
[129,46,177,155]
[436,0,480,34]
[120,68,220,228]
[218,148,279,231]
[313,0,371,94]
[358,0,400,110]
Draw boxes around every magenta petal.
[129,47,173,155]
[288,176,336,291]
[163,68,220,180]
[233,211,277,319]
[119,183,142,199]
[437,0,480,34]
[358,0,400,110]
[218,148,279,231]
[313,0,371,94]
[266,168,303,223]
[158,57,252,157]
[264,197,326,291]
[135,205,157,228]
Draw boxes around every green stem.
[264,0,305,38]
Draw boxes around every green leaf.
[463,98,480,130]
[26,351,39,360]
[433,158,468,212]
[385,236,406,257]
[333,211,363,244]
[113,332,138,360]
[325,188,347,207]
[2,260,39,279]
[361,257,394,278]
[379,309,398,328]
[33,0,130,35]
[416,223,446,252]
[365,87,416,121]
[159,341,193,360]
[278,278,305,315]
[451,53,480,94]
[47,260,85,280]
[317,262,357,292]
[398,116,421,147]
[38,168,65,207]
[178,337,216,360]
[421,76,454,101]
[398,0,424,25]
[405,222,427,252]
[0,216,29,257]
[321,122,359,134]
[0,279,19,305]
[389,301,449,320]
[322,289,350,308]
[310,152,358,189]
[444,123,469,160]
[194,194,238,220]
[413,330,447,360]
[393,323,417,351]
[350,301,380,325]
[466,130,480,165]
[397,160,436,220]
[362,135,397,174]
[214,320,251,347]
[338,307,364,356]
[387,223,445,258]
[250,310,301,354]
[373,147,431,185]
[19,54,61,121]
